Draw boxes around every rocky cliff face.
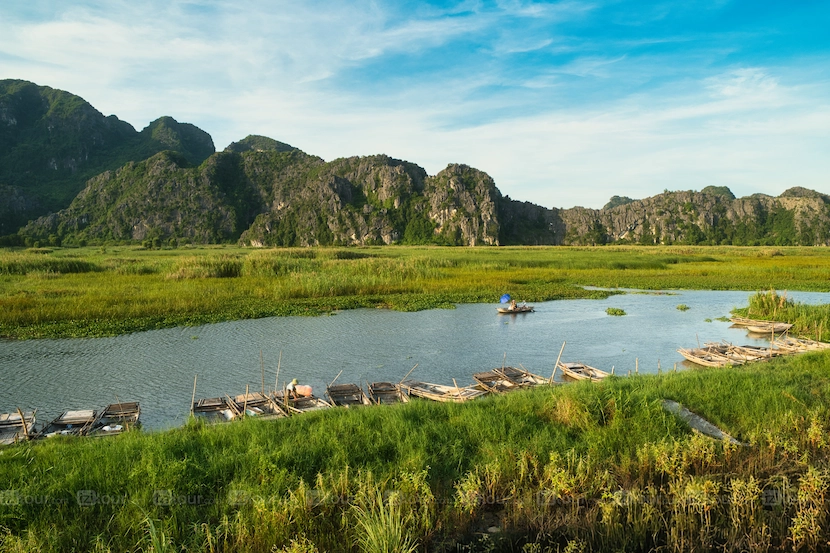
[541,188,830,246]
[9,81,830,248]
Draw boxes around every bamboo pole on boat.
[399,363,419,385]
[16,407,29,440]
[260,350,265,394]
[502,352,507,370]
[275,350,282,393]
[550,341,566,385]
[190,374,198,416]
[243,384,249,417]
[452,378,465,402]
[329,370,343,388]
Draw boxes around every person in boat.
[510,299,517,311]
[287,378,299,399]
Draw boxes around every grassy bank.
[2,245,830,339]
[2,350,830,552]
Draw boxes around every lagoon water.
[2,289,829,430]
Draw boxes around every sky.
[1,1,828,209]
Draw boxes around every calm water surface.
[2,290,828,430]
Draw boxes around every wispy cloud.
[0,0,828,209]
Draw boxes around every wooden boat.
[401,380,488,403]
[473,370,519,394]
[38,409,97,438]
[192,396,239,423]
[88,402,140,436]
[230,391,287,419]
[367,382,409,405]
[772,337,830,353]
[272,390,332,414]
[0,410,36,445]
[678,345,745,368]
[557,361,611,382]
[497,366,551,388]
[496,304,534,314]
[746,322,793,334]
[326,383,372,407]
[730,316,773,327]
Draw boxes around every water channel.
[2,289,828,430]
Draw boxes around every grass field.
[2,245,830,339]
[2,350,830,552]
[2,246,830,551]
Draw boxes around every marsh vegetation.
[2,245,829,339]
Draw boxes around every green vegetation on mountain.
[3,79,830,248]
[603,195,636,209]
[0,79,214,235]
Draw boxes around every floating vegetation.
[606,307,626,316]
[676,304,690,311]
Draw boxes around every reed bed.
[3,351,830,552]
[1,245,830,339]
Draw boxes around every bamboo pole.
[635,358,639,374]
[399,363,419,385]
[260,350,265,394]
[16,407,29,440]
[190,374,198,416]
[243,384,249,417]
[452,378,465,402]
[329,370,343,388]
[275,350,282,393]
[550,341,566,385]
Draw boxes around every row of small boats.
[0,402,141,446]
[192,363,615,424]
[678,327,830,368]
[2,362,617,444]
[675,317,829,369]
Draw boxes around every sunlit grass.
[3,351,830,551]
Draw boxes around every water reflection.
[1,290,828,430]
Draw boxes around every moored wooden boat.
[497,366,551,388]
[0,410,36,445]
[89,402,140,436]
[746,322,793,334]
[38,409,97,438]
[270,389,331,414]
[772,337,830,353]
[231,391,287,419]
[326,383,372,407]
[557,361,611,382]
[367,382,409,404]
[401,380,488,402]
[730,316,773,327]
[678,346,738,368]
[473,370,519,394]
[192,396,239,423]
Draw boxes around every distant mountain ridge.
[4,79,830,247]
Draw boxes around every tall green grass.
[3,351,830,551]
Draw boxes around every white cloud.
[1,2,827,212]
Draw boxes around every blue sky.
[1,1,828,209]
